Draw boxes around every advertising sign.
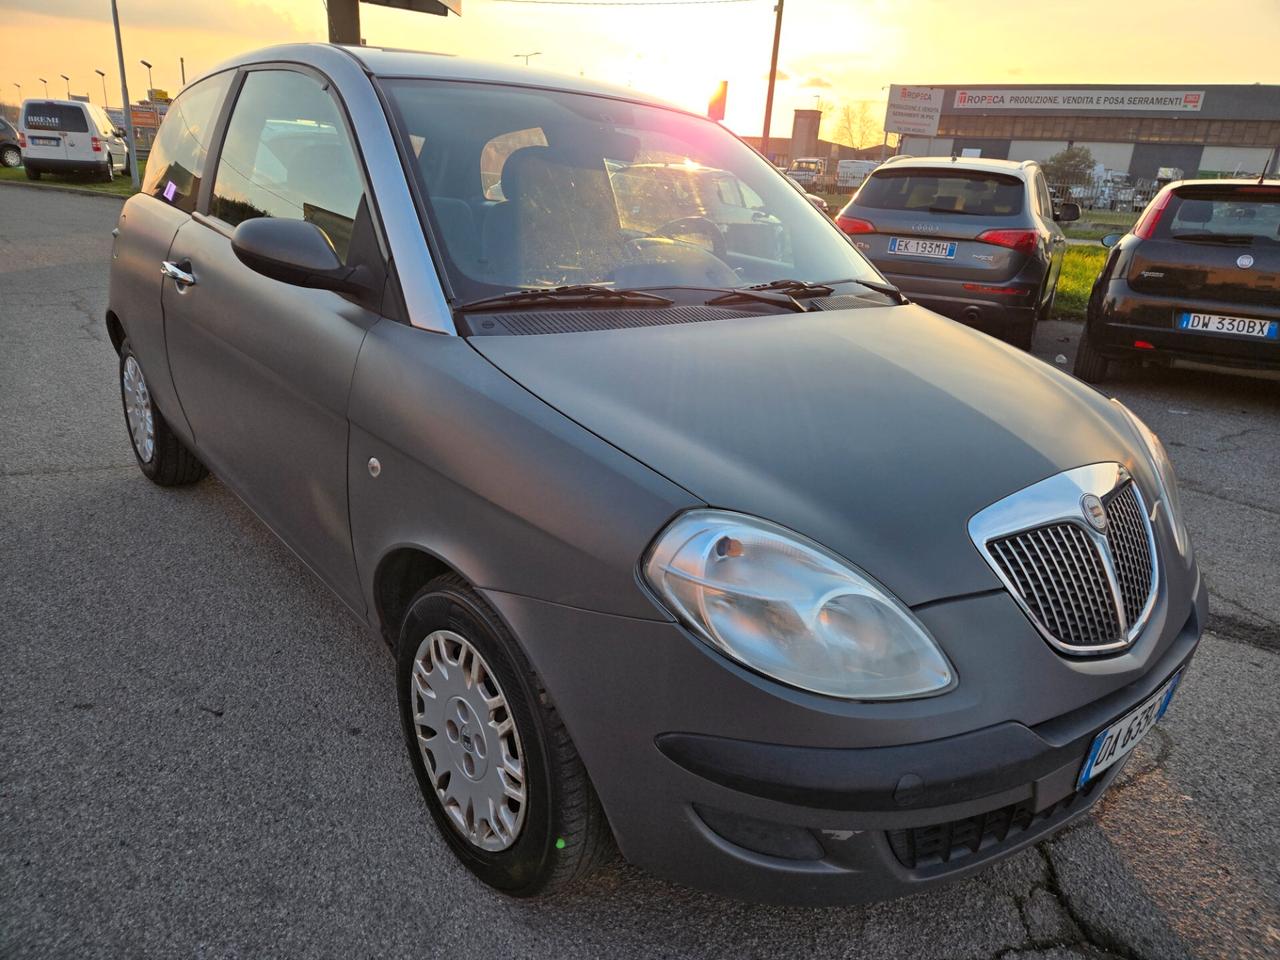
[130,104,159,128]
[953,89,1205,111]
[884,85,944,137]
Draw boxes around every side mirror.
[1100,232,1123,248]
[231,217,369,295]
[1055,201,1081,223]
[115,127,127,138]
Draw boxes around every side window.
[481,127,548,201]
[141,71,233,213]
[210,70,365,263]
[1036,173,1054,217]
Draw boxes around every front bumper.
[483,559,1205,905]
[1091,278,1280,371]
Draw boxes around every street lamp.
[39,77,49,97]
[60,74,70,98]
[140,59,153,97]
[513,52,541,66]
[12,82,20,102]
[95,69,108,109]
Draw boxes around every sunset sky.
[2,0,1277,140]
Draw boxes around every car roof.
[20,98,91,111]
[879,155,1035,178]
[205,43,691,116]
[1165,178,1280,189]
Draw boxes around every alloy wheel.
[122,355,155,463]
[0,146,20,168]
[409,629,528,851]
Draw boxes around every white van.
[19,99,129,182]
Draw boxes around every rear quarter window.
[22,103,89,133]
[856,168,1024,216]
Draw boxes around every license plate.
[888,237,957,259]
[30,136,60,146]
[1177,311,1279,340]
[1077,670,1182,788]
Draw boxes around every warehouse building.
[896,84,1279,179]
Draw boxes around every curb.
[0,178,130,202]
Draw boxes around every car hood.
[470,304,1142,606]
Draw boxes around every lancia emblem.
[1237,254,1255,269]
[1081,494,1108,531]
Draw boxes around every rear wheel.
[1073,326,1111,383]
[0,145,20,168]
[397,575,614,896]
[99,161,115,183]
[25,166,40,180]
[118,340,208,486]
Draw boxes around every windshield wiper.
[704,287,808,312]
[455,284,674,314]
[803,276,908,304]
[746,278,836,297]
[1169,232,1255,245]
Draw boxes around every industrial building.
[896,83,1279,179]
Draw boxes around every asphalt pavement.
[2,185,1277,960]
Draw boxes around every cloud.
[763,68,791,81]
[800,76,833,89]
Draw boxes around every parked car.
[0,116,21,168]
[836,156,1079,349]
[786,156,826,188]
[18,98,129,181]
[785,173,829,213]
[107,44,1203,906]
[1075,178,1280,382]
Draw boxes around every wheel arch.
[105,309,125,355]
[373,545,465,650]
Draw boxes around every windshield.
[382,79,880,302]
[1158,189,1280,245]
[856,168,1024,217]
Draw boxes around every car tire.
[397,574,615,897]
[25,166,40,180]
[100,161,115,183]
[1073,327,1110,383]
[0,145,20,168]
[118,339,208,486]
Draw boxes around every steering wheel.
[652,216,727,260]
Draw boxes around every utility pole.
[110,0,140,189]
[328,0,362,44]
[96,70,108,108]
[760,0,784,164]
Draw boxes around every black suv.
[1075,180,1279,382]
[836,156,1079,349]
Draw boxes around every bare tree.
[833,101,885,149]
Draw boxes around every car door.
[162,67,386,610]
[1036,172,1066,299]
[21,101,72,165]
[110,71,233,448]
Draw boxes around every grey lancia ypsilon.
[107,43,1205,905]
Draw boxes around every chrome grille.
[989,523,1122,649]
[1104,482,1155,626]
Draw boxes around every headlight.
[642,510,954,700]
[1112,400,1191,558]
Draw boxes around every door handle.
[161,260,196,287]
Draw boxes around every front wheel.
[1073,326,1111,383]
[0,145,20,168]
[397,575,614,896]
[118,340,208,485]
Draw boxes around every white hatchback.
[19,99,129,182]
